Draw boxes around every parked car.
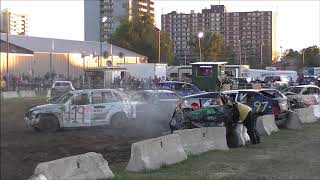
[50,81,75,100]
[283,85,320,108]
[222,89,289,125]
[25,89,133,132]
[130,90,180,121]
[158,81,203,96]
[263,75,290,88]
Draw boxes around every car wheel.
[111,113,128,129]
[291,99,299,109]
[38,115,60,133]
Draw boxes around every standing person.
[224,97,260,145]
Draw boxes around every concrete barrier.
[284,111,302,129]
[236,124,250,146]
[296,107,318,123]
[311,105,320,119]
[27,174,48,180]
[1,91,18,99]
[20,91,36,98]
[46,90,51,98]
[173,127,228,155]
[305,106,318,123]
[32,152,114,180]
[256,114,279,136]
[126,134,187,172]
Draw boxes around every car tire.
[38,115,60,133]
[291,99,299,109]
[111,113,128,129]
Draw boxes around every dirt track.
[0,98,169,180]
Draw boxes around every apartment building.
[162,5,275,68]
[0,9,29,36]
[85,0,154,42]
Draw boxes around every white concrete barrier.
[236,124,250,146]
[19,91,36,97]
[46,90,51,98]
[284,111,302,130]
[311,105,320,119]
[173,127,228,155]
[27,174,48,180]
[126,134,187,172]
[32,152,114,180]
[1,91,18,99]
[295,107,318,123]
[256,114,279,136]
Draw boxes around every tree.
[282,49,300,60]
[109,14,173,64]
[189,32,225,62]
[303,45,320,67]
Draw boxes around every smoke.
[123,90,174,138]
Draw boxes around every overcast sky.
[1,0,319,52]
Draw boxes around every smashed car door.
[65,92,92,127]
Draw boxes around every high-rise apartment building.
[162,5,276,68]
[85,0,154,42]
[0,9,29,36]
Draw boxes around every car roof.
[54,81,72,83]
[223,89,280,93]
[158,81,191,85]
[184,92,219,98]
[291,85,319,88]
[140,90,176,94]
[71,89,120,94]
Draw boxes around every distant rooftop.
[191,62,228,65]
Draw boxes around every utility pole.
[184,50,187,66]
[239,40,242,65]
[302,49,305,65]
[6,11,10,89]
[67,53,70,80]
[158,30,161,63]
[260,42,264,69]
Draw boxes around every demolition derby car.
[222,89,289,125]
[25,89,133,132]
[169,93,233,131]
[283,85,320,108]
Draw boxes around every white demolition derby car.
[25,89,133,132]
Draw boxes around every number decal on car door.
[254,101,268,112]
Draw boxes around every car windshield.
[158,92,179,99]
[54,82,70,87]
[52,93,73,104]
[287,87,304,94]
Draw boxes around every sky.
[1,0,319,52]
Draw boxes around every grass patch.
[108,122,320,180]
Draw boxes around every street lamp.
[302,48,305,65]
[260,41,264,69]
[100,16,107,67]
[238,40,242,65]
[198,32,204,62]
[184,50,187,66]
[280,46,283,61]
[157,29,161,63]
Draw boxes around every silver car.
[284,85,320,108]
[25,89,133,132]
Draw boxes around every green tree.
[189,32,225,62]
[109,14,173,64]
[282,49,300,60]
[303,45,320,67]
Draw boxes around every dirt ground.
[0,97,169,180]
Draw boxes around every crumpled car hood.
[29,104,63,112]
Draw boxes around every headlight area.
[25,111,40,127]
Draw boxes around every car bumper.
[25,116,40,128]
[275,111,288,126]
